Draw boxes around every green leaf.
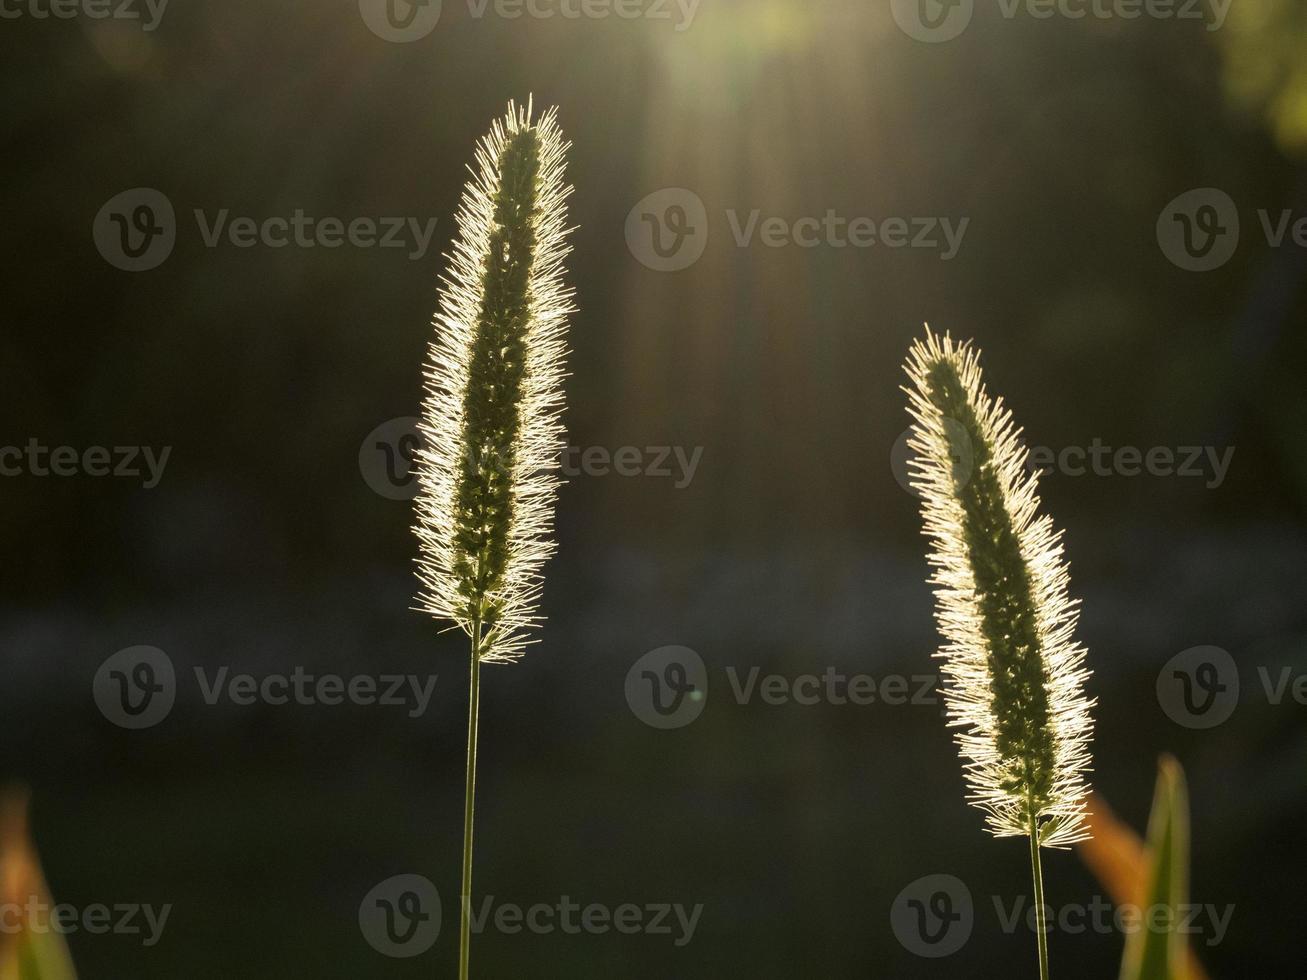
[0,787,77,980]
[12,928,77,980]
[1118,756,1189,980]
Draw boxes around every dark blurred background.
[2,0,1306,975]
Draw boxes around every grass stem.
[459,621,483,980]
[1028,809,1049,980]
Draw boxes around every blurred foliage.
[1221,0,1307,158]
[1120,758,1192,980]
[0,790,76,980]
[1083,758,1204,980]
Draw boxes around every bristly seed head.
[904,326,1094,848]
[413,99,574,664]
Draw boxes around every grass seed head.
[413,99,574,664]
[904,326,1094,847]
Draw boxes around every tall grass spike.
[413,98,573,664]
[904,326,1093,849]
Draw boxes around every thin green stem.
[459,620,483,980]
[1028,808,1049,980]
